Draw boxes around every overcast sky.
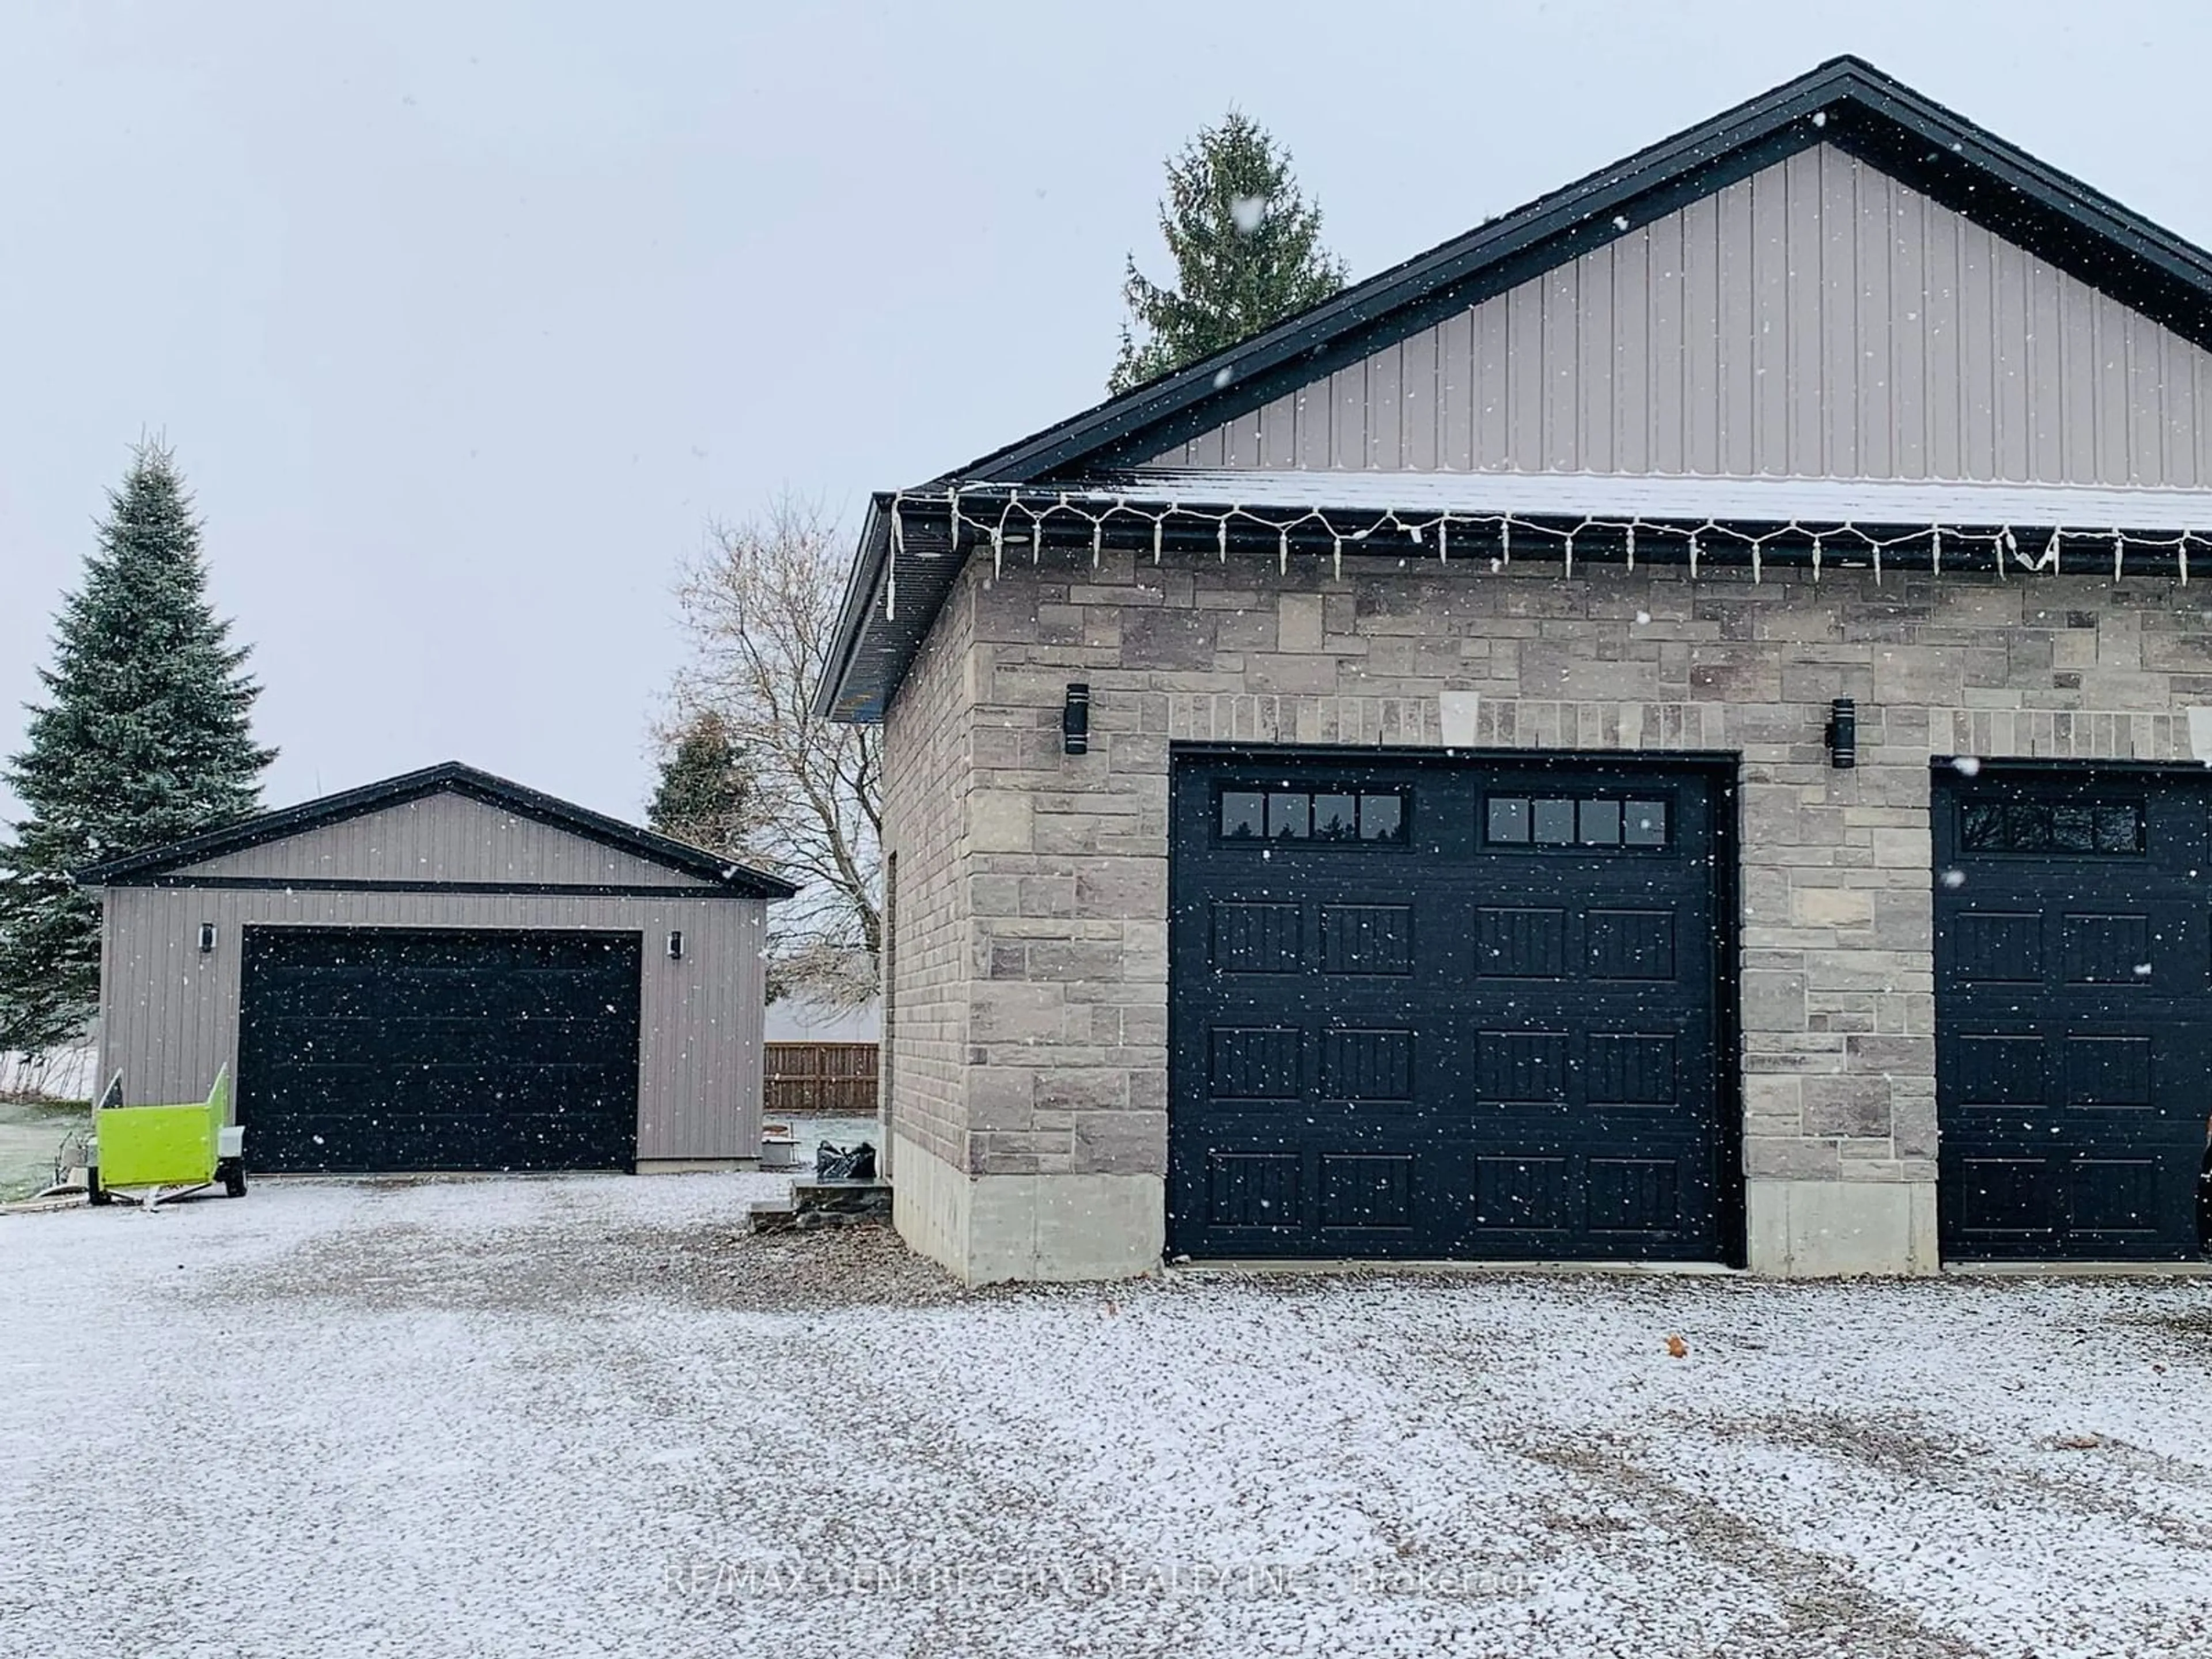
[4,1,2207,827]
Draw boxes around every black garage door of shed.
[1169,749,1736,1262]
[238,927,642,1173]
[1935,764,2209,1259]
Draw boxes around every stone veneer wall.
[880,573,975,1255]
[879,541,2212,1282]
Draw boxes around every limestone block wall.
[879,540,2212,1280]
[880,574,978,1184]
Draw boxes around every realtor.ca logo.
[663,1557,1533,1602]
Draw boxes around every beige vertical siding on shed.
[182,792,722,888]
[1147,143,2212,487]
[96,888,767,1161]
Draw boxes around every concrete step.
[748,1177,893,1236]
[789,1177,893,1216]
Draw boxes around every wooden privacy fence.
[763,1042,880,1115]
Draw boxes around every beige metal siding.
[1148,143,2212,486]
[183,791,721,888]
[96,888,767,1161]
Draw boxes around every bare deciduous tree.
[665,499,880,1008]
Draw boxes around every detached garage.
[81,763,796,1175]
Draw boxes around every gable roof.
[77,761,800,897]
[819,55,2212,721]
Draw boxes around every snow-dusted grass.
[3,1176,2209,1658]
[0,1097,85,1200]
[0,1044,96,1103]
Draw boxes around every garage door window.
[1959,800,2142,855]
[1219,788,1408,844]
[1486,794,1668,849]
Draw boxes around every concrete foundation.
[635,1158,756,1175]
[1746,1177,1941,1277]
[892,1132,1163,1285]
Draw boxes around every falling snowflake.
[1634,610,1652,626]
[1950,756,1982,776]
[1230,196,1267,234]
[1212,365,1234,389]
[1940,869,1966,889]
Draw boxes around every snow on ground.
[3,1176,2210,1659]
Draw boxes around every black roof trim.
[76,762,800,897]
[952,55,2212,487]
[820,55,2212,719]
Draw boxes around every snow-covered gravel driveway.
[4,1175,2210,1659]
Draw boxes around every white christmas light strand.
[881,488,2211,619]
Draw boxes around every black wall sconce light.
[1825,698,1857,770]
[1062,683,1091,755]
[667,930,684,961]
[198,922,217,955]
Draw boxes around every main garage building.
[825,58,2212,1281]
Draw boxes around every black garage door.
[238,927,642,1173]
[1169,751,1734,1261]
[1936,764,2209,1259]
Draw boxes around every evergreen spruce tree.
[647,711,752,857]
[0,444,274,1057]
[1110,111,1349,394]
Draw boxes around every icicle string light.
[886,493,904,619]
[891,486,2212,590]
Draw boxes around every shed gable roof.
[79,762,799,898]
[821,55,2212,721]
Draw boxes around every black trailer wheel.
[87,1165,111,1206]
[219,1159,247,1199]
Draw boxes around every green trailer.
[86,1067,247,1207]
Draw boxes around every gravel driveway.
[3,1174,2209,1658]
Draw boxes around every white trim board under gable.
[1118,469,2212,535]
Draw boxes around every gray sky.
[4,1,2206,826]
